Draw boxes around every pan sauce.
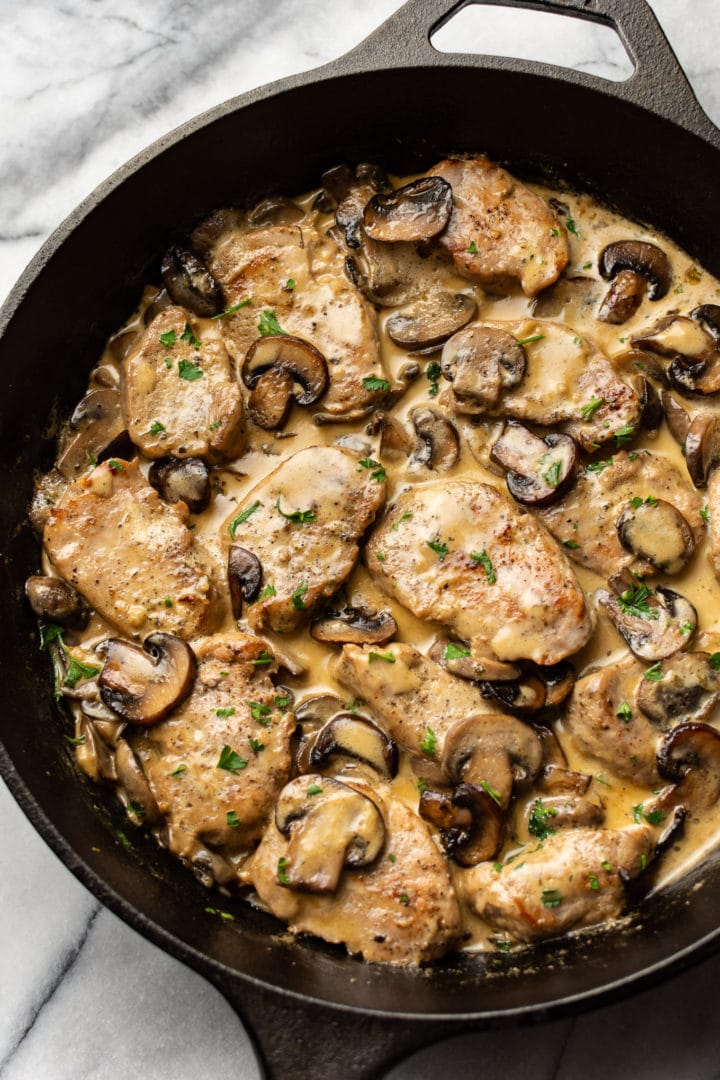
[34,163,720,962]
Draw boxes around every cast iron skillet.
[2,0,720,1075]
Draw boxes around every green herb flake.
[443,642,471,661]
[216,706,236,718]
[116,830,133,850]
[65,734,86,746]
[249,737,265,754]
[493,862,504,873]
[563,539,580,549]
[615,423,636,448]
[517,333,545,346]
[149,420,165,435]
[247,701,272,722]
[284,278,296,291]
[480,780,502,806]
[680,620,695,636]
[159,329,176,348]
[126,800,145,820]
[618,578,659,622]
[392,511,413,531]
[699,505,710,525]
[258,310,287,336]
[416,778,429,794]
[426,538,449,560]
[602,861,613,872]
[107,459,125,471]
[541,888,563,908]
[375,552,386,562]
[588,873,600,891]
[550,228,560,237]
[586,457,614,473]
[420,726,437,758]
[163,595,173,608]
[471,549,496,584]
[368,650,396,664]
[277,856,290,885]
[291,580,308,610]
[580,396,605,420]
[399,893,410,906]
[616,701,633,723]
[644,662,664,682]
[216,745,248,774]
[493,940,513,952]
[178,358,203,381]
[307,783,323,796]
[87,450,98,467]
[709,653,720,671]
[640,853,648,871]
[566,217,579,237]
[358,457,386,483]
[387,853,397,863]
[179,322,201,347]
[257,583,277,602]
[227,810,241,828]
[594,774,612,788]
[542,460,562,488]
[362,375,390,392]
[63,652,101,690]
[467,240,478,254]
[528,798,559,840]
[211,298,252,319]
[274,694,291,710]
[171,764,187,777]
[276,494,317,525]
[210,419,222,430]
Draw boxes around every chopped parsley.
[274,694,291,710]
[107,459,124,471]
[615,423,636,448]
[426,538,449,560]
[550,227,560,237]
[580,396,605,420]
[680,620,695,636]
[541,888,563,908]
[616,701,633,723]
[163,595,173,608]
[228,499,262,538]
[629,495,658,509]
[392,512,413,531]
[216,745,248,774]
[644,662,664,682]
[399,893,410,906]
[284,278,296,291]
[701,506,710,525]
[601,861,613,872]
[467,240,478,254]
[257,583,277,602]
[416,778,429,794]
[368,650,396,664]
[632,803,665,826]
[387,853,397,863]
[65,735,86,746]
[517,333,545,346]
[618,578,658,621]
[588,873,600,891]
[710,653,720,671]
[277,856,290,884]
[493,940,513,952]
[563,539,580,549]
[362,375,390,392]
[258,310,287,336]
[358,457,386,483]
[307,783,323,796]
[375,552,386,561]
[291,580,308,610]
[586,457,614,473]
[247,701,272,722]
[426,360,441,397]
[565,216,579,237]
[212,298,252,319]
[528,798,559,840]
[210,419,222,430]
[171,764,187,777]
[251,650,275,667]
[420,726,437,758]
[443,642,471,661]
[542,459,562,488]
[178,358,203,381]
[181,322,202,347]
[471,549,496,584]
[159,329,176,347]
[149,420,165,435]
[276,495,316,525]
[227,810,241,828]
[164,356,172,369]
[249,737,265,754]
[480,780,502,806]
[216,706,236,718]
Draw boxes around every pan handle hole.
[430,4,633,82]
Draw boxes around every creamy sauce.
[38,169,720,960]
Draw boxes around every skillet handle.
[331,0,719,142]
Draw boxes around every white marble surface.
[1,2,719,1077]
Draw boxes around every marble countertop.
[1,2,719,1077]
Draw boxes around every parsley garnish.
[392,512,413,531]
[227,810,241,828]
[127,800,145,819]
[368,651,396,664]
[247,701,272,722]
[181,322,202,347]
[285,278,296,291]
[701,506,710,525]
[615,423,635,448]
[541,888,563,908]
[276,494,316,525]
[588,873,600,891]
[216,745,248,774]
[542,460,562,488]
[420,726,437,757]
[471,549,496,584]
[291,580,308,610]
[580,396,604,420]
[566,217,579,237]
[480,780,502,805]
[680,620,694,636]
[710,653,720,671]
[618,578,658,621]
[249,737,265,754]
[632,803,665,826]
[258,310,287,336]
[163,595,173,608]
[159,329,176,347]
[178,358,203,381]
[216,706,236,718]
[362,375,390,392]
[387,853,397,863]
[629,495,657,509]
[171,764,187,777]
[528,798,558,840]
[210,419,222,430]
[493,940,513,952]
[307,783,323,795]
[65,735,86,746]
[257,584,277,602]
[228,499,261,538]
[616,701,633,723]
[358,457,386,483]
[164,356,172,369]
[212,298,252,319]
[443,642,471,661]
[467,240,478,254]
[277,857,290,884]
[602,861,613,872]
[426,538,449,560]
[274,694,291,709]
[251,650,275,667]
[107,459,124,471]
[399,893,410,906]
[563,539,580,549]
[149,420,165,435]
[586,457,614,473]
[517,333,545,346]
[644,662,664,682]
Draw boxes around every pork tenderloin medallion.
[43,458,222,639]
[129,633,294,861]
[221,446,386,633]
[427,156,569,296]
[460,825,652,943]
[122,305,246,462]
[366,481,592,665]
[443,318,640,451]
[242,790,462,965]
[539,450,704,579]
[191,217,385,419]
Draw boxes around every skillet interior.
[3,24,720,1061]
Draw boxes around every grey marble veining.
[1,2,720,1078]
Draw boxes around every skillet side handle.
[330,0,719,144]
[215,976,471,1080]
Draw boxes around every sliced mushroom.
[367,411,414,458]
[148,457,211,513]
[636,651,720,728]
[479,671,547,716]
[332,166,387,248]
[26,575,89,629]
[309,713,398,778]
[630,374,663,433]
[408,407,459,472]
[227,546,262,618]
[490,422,578,507]
[295,694,345,732]
[657,722,720,809]
[598,269,648,324]
[441,326,527,412]
[653,804,688,858]
[661,391,690,445]
[99,633,197,725]
[310,606,397,646]
[691,304,720,342]
[274,774,385,893]
[429,638,520,683]
[419,783,504,866]
[633,315,720,396]
[115,739,161,825]
[385,291,477,352]
[616,498,695,574]
[363,177,453,244]
[248,196,304,227]
[684,414,720,487]
[248,367,295,430]
[241,336,328,418]
[161,245,224,317]
[537,764,592,796]
[56,387,129,480]
[539,661,576,708]
[442,713,544,808]
[598,583,698,661]
[599,241,671,303]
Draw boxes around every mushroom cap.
[227,546,263,617]
[616,498,695,574]
[363,176,453,244]
[442,712,544,808]
[309,712,399,779]
[599,240,671,301]
[241,335,329,407]
[598,269,647,325]
[25,575,89,630]
[598,583,697,661]
[441,326,527,412]
[661,392,691,446]
[429,637,520,683]
[274,774,386,893]
[408,407,459,473]
[419,783,504,866]
[310,605,397,646]
[480,671,547,715]
[248,367,295,431]
[656,722,720,809]
[684,414,720,488]
[161,245,224,317]
[386,291,477,351]
[99,632,197,725]
[636,651,720,728]
[490,422,578,507]
[148,457,211,514]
